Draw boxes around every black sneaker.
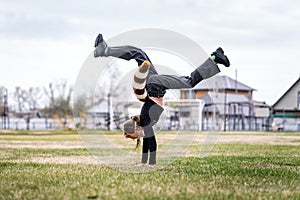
[94,33,108,57]
[211,47,230,67]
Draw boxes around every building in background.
[180,75,271,131]
[181,75,255,100]
[272,76,300,131]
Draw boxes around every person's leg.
[148,136,157,165]
[141,125,157,165]
[94,34,158,76]
[139,99,163,164]
[141,137,149,164]
[147,47,230,90]
[147,58,219,90]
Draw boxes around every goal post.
[163,99,205,131]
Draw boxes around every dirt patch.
[0,141,85,149]
[3,155,98,165]
[29,155,98,164]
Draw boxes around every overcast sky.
[0,0,300,105]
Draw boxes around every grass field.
[0,130,299,200]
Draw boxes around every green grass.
[1,156,299,200]
[211,143,300,156]
[0,130,300,200]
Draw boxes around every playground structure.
[52,113,94,130]
[53,114,76,130]
[201,92,272,131]
[78,112,88,129]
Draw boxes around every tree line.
[1,64,125,119]
[0,79,93,118]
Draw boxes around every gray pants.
[104,45,220,90]
[147,58,220,89]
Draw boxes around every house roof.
[273,76,300,107]
[191,75,255,91]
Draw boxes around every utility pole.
[235,69,238,94]
[2,89,9,129]
[223,92,227,132]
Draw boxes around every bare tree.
[14,86,29,111]
[0,86,5,111]
[73,89,94,115]
[93,64,128,130]
[43,79,73,117]
[13,86,40,130]
[95,64,125,101]
[27,87,43,110]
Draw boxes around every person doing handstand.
[93,33,230,166]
